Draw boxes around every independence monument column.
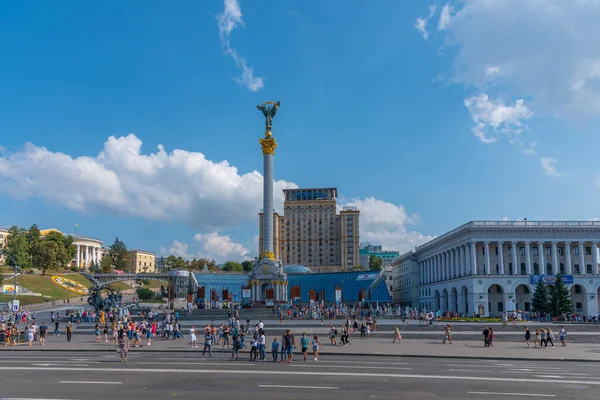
[257,101,280,260]
[250,101,287,305]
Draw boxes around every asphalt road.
[1,351,598,399]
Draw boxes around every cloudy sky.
[1,1,599,262]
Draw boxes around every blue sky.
[1,1,599,262]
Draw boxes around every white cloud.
[0,134,297,229]
[439,0,600,117]
[217,0,264,92]
[438,4,454,31]
[486,66,500,77]
[160,233,250,263]
[415,6,437,40]
[464,94,533,143]
[540,157,565,177]
[339,197,433,253]
[0,135,431,256]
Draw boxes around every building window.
[586,246,592,255]
[545,247,551,256]
[575,302,583,312]
[574,264,580,274]
[559,263,565,274]
[508,263,513,275]
[586,264,592,274]
[482,246,485,256]
[574,285,582,294]
[546,263,552,275]
[524,302,531,312]
[532,247,538,256]
[495,247,498,256]
[520,263,526,275]
[497,302,504,312]
[533,263,540,275]
[519,247,525,256]
[573,247,579,255]
[558,247,564,256]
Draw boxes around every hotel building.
[127,250,156,273]
[392,221,600,317]
[259,188,360,272]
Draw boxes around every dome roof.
[283,265,312,274]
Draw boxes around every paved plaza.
[0,351,599,400]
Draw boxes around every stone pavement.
[3,332,599,362]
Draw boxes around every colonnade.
[249,279,288,302]
[75,244,102,269]
[419,240,600,285]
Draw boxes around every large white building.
[392,221,600,317]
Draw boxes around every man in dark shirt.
[283,329,296,363]
[54,321,60,336]
[39,322,48,345]
[482,326,490,347]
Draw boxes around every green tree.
[100,256,113,273]
[548,275,573,317]
[136,287,154,301]
[156,256,166,272]
[165,255,187,270]
[241,260,254,272]
[4,226,29,268]
[223,261,243,272]
[89,260,101,273]
[531,279,550,314]
[44,231,76,271]
[109,237,128,271]
[26,224,41,268]
[369,254,383,270]
[36,239,60,274]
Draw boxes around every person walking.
[301,333,309,362]
[524,327,532,348]
[443,324,452,344]
[482,326,490,347]
[189,325,197,349]
[546,328,555,348]
[66,321,73,342]
[559,326,567,346]
[202,331,212,357]
[488,328,494,347]
[393,325,402,343]
[118,332,129,362]
[312,335,321,361]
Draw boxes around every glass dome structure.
[283,265,312,274]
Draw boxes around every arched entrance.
[461,286,469,314]
[442,288,449,312]
[435,290,440,310]
[515,284,531,313]
[488,284,504,316]
[450,287,458,312]
[570,284,586,315]
[261,283,273,300]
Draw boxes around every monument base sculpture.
[248,256,288,304]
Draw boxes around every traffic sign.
[11,300,19,312]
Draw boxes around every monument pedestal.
[249,257,288,305]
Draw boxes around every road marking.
[259,385,339,390]
[533,375,564,379]
[59,381,122,385]
[467,391,555,397]
[33,364,88,367]
[2,366,600,386]
[448,369,478,372]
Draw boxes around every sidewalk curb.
[1,347,598,363]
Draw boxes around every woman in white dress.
[189,325,197,349]
[27,325,35,347]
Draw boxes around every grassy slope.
[105,281,131,291]
[142,280,164,289]
[0,273,93,306]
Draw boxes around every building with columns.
[72,234,103,269]
[392,221,600,318]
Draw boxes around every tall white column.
[498,242,504,275]
[447,251,451,280]
[439,253,444,282]
[525,242,532,275]
[565,242,572,275]
[465,244,471,275]
[471,242,478,275]
[425,260,429,284]
[454,248,459,278]
[449,250,454,279]
[593,242,599,275]
[459,246,464,276]
[551,242,558,275]
[538,242,545,274]
[76,244,81,268]
[484,242,491,275]
[511,242,518,275]
[578,242,585,275]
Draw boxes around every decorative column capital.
[259,137,277,155]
